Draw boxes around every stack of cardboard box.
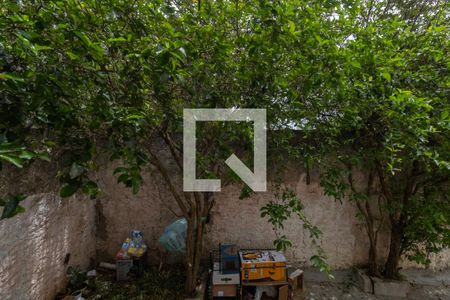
[211,244,240,298]
[210,246,304,300]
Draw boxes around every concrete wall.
[93,160,179,261]
[94,161,449,270]
[0,162,96,300]
[0,157,448,300]
[0,193,96,300]
[208,177,388,268]
[93,161,390,268]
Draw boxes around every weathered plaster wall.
[401,249,450,270]
[95,161,449,270]
[0,156,448,300]
[207,175,390,268]
[93,160,180,262]
[0,193,96,300]
[0,162,96,300]
[94,161,391,269]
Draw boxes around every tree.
[295,1,450,278]
[0,0,329,293]
[2,0,446,291]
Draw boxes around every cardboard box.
[288,269,304,294]
[212,270,240,285]
[278,284,288,300]
[212,284,237,297]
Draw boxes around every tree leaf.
[74,31,92,47]
[0,194,26,219]
[34,44,53,51]
[60,183,79,198]
[0,73,24,82]
[19,150,34,159]
[132,177,141,194]
[381,71,391,81]
[0,154,23,168]
[69,163,85,179]
[38,152,51,162]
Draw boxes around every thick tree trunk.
[184,192,209,295]
[384,222,403,279]
[185,213,196,294]
[149,136,214,295]
[184,218,206,295]
[384,161,417,279]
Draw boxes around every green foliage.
[310,253,334,279]
[403,185,450,265]
[239,185,253,200]
[0,140,49,169]
[319,166,350,203]
[59,183,79,198]
[62,265,182,299]
[66,265,95,295]
[1,0,448,281]
[261,188,333,278]
[290,0,450,276]
[0,142,31,168]
[0,193,26,219]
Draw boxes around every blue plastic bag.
[158,218,187,254]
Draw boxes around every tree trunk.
[185,212,196,294]
[184,217,206,295]
[352,169,381,277]
[384,221,403,279]
[383,162,417,279]
[364,196,380,277]
[367,230,380,277]
[148,139,213,295]
[184,192,209,296]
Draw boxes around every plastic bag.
[158,218,187,254]
[116,230,147,259]
[128,230,147,257]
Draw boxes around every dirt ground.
[59,266,450,299]
[297,269,450,300]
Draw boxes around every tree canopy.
[1,0,449,290]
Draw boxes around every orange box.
[239,250,287,282]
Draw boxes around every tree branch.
[161,131,183,171]
[148,146,189,216]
